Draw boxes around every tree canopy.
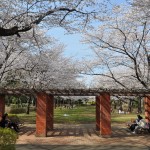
[0,0,107,37]
[83,2,150,90]
[0,29,85,89]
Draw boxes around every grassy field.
[13,105,144,124]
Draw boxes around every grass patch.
[13,105,144,124]
[16,112,36,124]
[54,106,95,123]
[111,114,144,123]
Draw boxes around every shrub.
[0,127,18,150]
[9,107,26,114]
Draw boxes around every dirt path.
[16,123,150,150]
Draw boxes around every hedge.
[9,107,26,114]
[0,127,18,150]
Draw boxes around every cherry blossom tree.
[130,0,150,19]
[0,27,50,84]
[0,28,83,89]
[83,5,150,90]
[0,0,108,37]
[0,0,110,89]
[21,48,83,89]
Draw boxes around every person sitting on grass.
[0,113,19,132]
[127,115,143,132]
[133,118,146,134]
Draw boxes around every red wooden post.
[100,93,111,136]
[47,95,54,130]
[96,96,100,131]
[36,93,54,137]
[144,96,150,123]
[0,95,5,118]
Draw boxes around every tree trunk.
[26,96,31,114]
[128,99,132,113]
[7,96,11,106]
[17,97,20,108]
[20,97,23,108]
[54,98,56,109]
[119,100,123,111]
[137,97,142,114]
[113,101,117,109]
[33,96,36,106]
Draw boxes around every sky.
[47,0,126,61]
[48,27,94,86]
[47,0,127,86]
[48,27,92,60]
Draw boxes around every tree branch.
[0,7,90,37]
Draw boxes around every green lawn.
[13,105,144,124]
[54,105,96,123]
[111,113,144,123]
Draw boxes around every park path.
[16,123,150,150]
